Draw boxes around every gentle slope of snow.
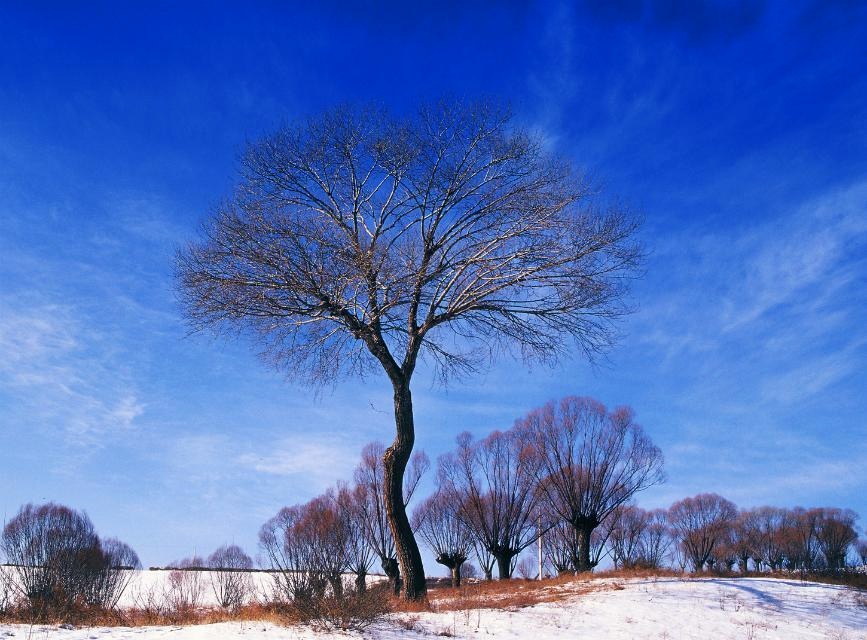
[1,577,865,639]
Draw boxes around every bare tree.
[301,492,352,598]
[176,101,642,598]
[781,507,821,572]
[606,505,656,569]
[543,517,578,575]
[545,514,609,573]
[0,503,139,615]
[336,484,375,594]
[855,538,867,566]
[667,494,737,573]
[751,507,790,572]
[731,509,761,573]
[460,562,479,580]
[471,538,496,581]
[259,505,307,603]
[259,490,354,611]
[164,556,206,613]
[439,428,542,579]
[0,564,13,617]
[353,441,428,593]
[412,490,473,587]
[637,509,671,570]
[2,503,98,612]
[90,538,141,610]
[208,545,253,610]
[525,397,664,572]
[814,508,858,571]
[515,556,536,580]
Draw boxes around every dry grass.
[7,596,393,630]
[0,600,294,628]
[5,567,862,627]
[390,569,671,614]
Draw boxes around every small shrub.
[129,582,171,623]
[396,613,423,633]
[163,557,205,616]
[516,557,537,580]
[208,545,253,611]
[290,583,392,631]
[0,565,13,618]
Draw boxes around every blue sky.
[1,1,865,571]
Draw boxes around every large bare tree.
[176,101,642,598]
[439,428,542,579]
[667,493,737,572]
[524,397,664,572]
[412,490,473,587]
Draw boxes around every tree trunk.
[495,553,514,579]
[451,564,462,588]
[382,557,401,595]
[354,571,367,594]
[383,382,427,600]
[574,525,594,573]
[329,573,344,599]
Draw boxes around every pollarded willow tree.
[176,101,642,599]
[524,397,664,572]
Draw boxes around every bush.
[290,582,392,631]
[259,493,391,629]
[207,545,254,610]
[163,557,205,615]
[0,503,141,620]
[0,564,12,618]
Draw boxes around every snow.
[2,577,865,639]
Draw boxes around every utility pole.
[537,511,543,580]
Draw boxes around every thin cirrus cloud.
[636,179,867,380]
[237,435,360,487]
[0,300,144,450]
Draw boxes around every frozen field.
[1,576,865,639]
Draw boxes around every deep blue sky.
[1,1,865,571]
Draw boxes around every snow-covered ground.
[1,577,865,639]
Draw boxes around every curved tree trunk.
[383,382,427,600]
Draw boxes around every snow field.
[0,576,864,639]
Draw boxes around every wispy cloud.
[637,179,867,395]
[719,181,867,332]
[237,433,359,489]
[0,300,144,449]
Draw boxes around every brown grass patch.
[392,572,629,613]
[0,601,295,628]
[388,567,688,614]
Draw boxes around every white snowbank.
[1,577,864,639]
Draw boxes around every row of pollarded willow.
[667,497,861,573]
[428,396,664,579]
[176,100,644,599]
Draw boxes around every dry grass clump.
[0,575,391,631]
[389,567,689,615]
[797,570,867,591]
[591,567,681,581]
[390,571,626,614]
